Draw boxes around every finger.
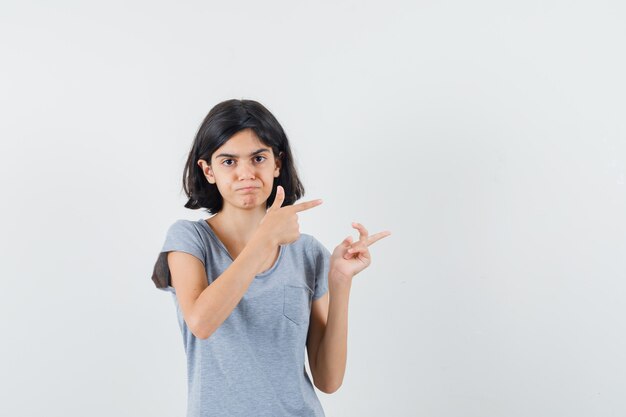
[366,231,392,246]
[351,222,369,241]
[269,186,285,211]
[347,242,368,254]
[347,246,371,260]
[292,198,323,213]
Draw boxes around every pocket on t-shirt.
[283,285,312,325]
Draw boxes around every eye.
[222,159,235,166]
[254,156,267,163]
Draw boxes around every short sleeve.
[309,237,330,301]
[151,220,206,291]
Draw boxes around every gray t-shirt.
[151,218,329,417]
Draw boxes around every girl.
[151,99,390,417]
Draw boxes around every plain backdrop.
[1,1,625,416]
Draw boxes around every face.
[197,128,281,212]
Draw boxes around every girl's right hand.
[257,186,323,246]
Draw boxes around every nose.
[237,161,256,180]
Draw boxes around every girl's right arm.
[168,186,322,340]
[168,234,275,339]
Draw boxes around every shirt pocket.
[283,285,312,325]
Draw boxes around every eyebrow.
[215,148,271,159]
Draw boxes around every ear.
[274,152,283,178]
[197,159,216,184]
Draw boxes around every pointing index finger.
[366,231,391,246]
[291,199,323,213]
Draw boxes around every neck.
[209,203,266,245]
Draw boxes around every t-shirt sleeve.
[151,220,206,291]
[310,237,330,301]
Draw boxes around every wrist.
[329,267,354,287]
[250,227,278,251]
[244,233,278,271]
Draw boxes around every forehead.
[212,129,269,156]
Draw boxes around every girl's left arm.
[306,223,391,394]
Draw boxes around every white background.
[1,1,625,416]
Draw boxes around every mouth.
[237,186,259,192]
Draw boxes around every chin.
[240,197,264,209]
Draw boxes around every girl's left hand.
[329,222,391,284]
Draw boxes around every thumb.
[269,185,285,211]
[342,236,354,259]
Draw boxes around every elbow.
[189,325,208,340]
[315,380,343,394]
[192,329,210,340]
[187,316,214,340]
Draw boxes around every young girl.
[151,99,390,417]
